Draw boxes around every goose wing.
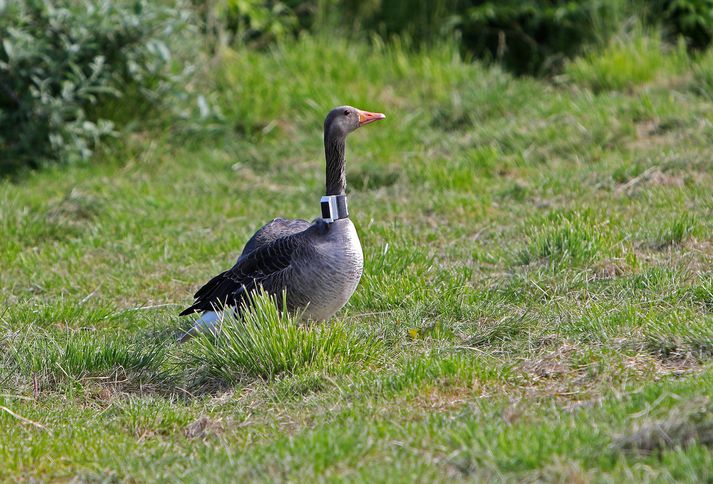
[238,218,311,261]
[179,227,312,316]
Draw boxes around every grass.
[516,210,620,267]
[188,290,376,383]
[3,326,164,389]
[565,28,689,92]
[658,214,699,247]
[1,32,713,481]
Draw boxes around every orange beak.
[356,109,386,127]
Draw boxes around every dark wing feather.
[179,227,310,316]
[238,218,311,261]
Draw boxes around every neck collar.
[320,195,349,223]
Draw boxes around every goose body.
[179,106,384,340]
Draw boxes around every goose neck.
[325,135,346,196]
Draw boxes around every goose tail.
[177,310,223,343]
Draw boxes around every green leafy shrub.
[202,1,622,75]
[656,0,713,49]
[314,0,632,75]
[453,1,627,75]
[209,1,713,76]
[321,0,461,44]
[0,0,193,174]
[330,1,713,74]
[218,0,298,46]
[461,0,713,75]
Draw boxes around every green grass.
[1,33,713,481]
[516,210,621,267]
[565,28,689,92]
[658,214,699,247]
[188,290,376,383]
[3,326,164,389]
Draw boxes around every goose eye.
[344,110,350,116]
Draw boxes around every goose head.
[324,106,385,140]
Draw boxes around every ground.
[1,35,712,481]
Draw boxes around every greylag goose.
[179,106,385,341]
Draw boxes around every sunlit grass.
[658,213,698,247]
[517,210,620,267]
[1,325,165,390]
[187,290,376,382]
[212,36,469,135]
[692,48,713,99]
[565,29,689,91]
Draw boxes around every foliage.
[210,0,632,75]
[343,0,713,74]
[660,0,713,49]
[218,0,298,45]
[209,0,713,75]
[455,1,630,75]
[320,0,462,44]
[0,0,192,174]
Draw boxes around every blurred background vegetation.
[3,0,713,174]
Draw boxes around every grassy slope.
[1,35,713,481]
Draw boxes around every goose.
[179,106,385,341]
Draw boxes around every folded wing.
[179,228,310,316]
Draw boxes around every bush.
[218,0,299,46]
[205,1,713,76]
[321,0,462,44]
[456,1,631,75]
[203,1,713,77]
[656,0,713,50]
[317,0,631,75]
[0,0,193,174]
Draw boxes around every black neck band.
[320,195,349,223]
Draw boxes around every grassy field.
[1,33,713,481]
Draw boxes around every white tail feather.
[178,310,224,342]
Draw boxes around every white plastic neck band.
[320,195,349,223]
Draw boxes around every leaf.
[2,39,12,59]
[197,95,209,118]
